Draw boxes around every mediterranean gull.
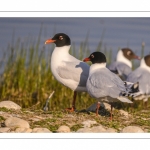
[83,51,140,120]
[45,33,89,111]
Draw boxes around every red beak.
[45,39,56,44]
[83,57,90,62]
[134,55,141,60]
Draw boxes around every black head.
[122,48,140,60]
[45,33,71,47]
[83,51,107,64]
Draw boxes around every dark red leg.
[72,91,77,110]
[65,91,77,112]
[110,104,113,121]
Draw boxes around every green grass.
[0,29,102,110]
[70,124,84,131]
[0,115,5,121]
[0,28,148,112]
[30,118,59,132]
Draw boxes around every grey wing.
[117,62,132,77]
[57,61,89,87]
[107,62,132,80]
[126,68,150,94]
[126,68,142,83]
[107,62,119,74]
[87,68,126,99]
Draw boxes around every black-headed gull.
[107,48,140,80]
[83,51,140,120]
[126,54,150,108]
[45,33,89,111]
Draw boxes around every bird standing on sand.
[107,48,140,80]
[45,33,89,111]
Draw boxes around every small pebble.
[81,120,97,128]
[0,127,10,133]
[121,126,144,133]
[57,125,70,133]
[105,128,117,133]
[15,127,32,133]
[5,117,30,128]
[77,125,106,133]
[0,101,21,110]
[119,109,129,118]
[32,128,52,133]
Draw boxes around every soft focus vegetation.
[0,28,149,112]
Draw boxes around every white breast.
[50,45,88,92]
[51,46,71,76]
[140,58,150,73]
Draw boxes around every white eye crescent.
[91,54,94,58]
[59,36,63,40]
[127,51,131,55]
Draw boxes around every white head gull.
[83,51,140,120]
[126,54,150,108]
[45,33,89,111]
[107,48,140,80]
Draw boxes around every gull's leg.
[72,91,77,110]
[110,104,113,121]
[96,102,101,115]
[66,91,77,112]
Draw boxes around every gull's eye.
[91,54,94,58]
[59,36,63,40]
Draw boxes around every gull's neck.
[140,58,150,72]
[53,45,71,54]
[90,63,106,74]
[51,45,71,60]
[116,50,132,68]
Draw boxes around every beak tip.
[135,56,141,60]
[83,58,90,62]
[44,39,55,45]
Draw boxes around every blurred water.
[0,17,150,64]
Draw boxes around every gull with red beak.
[45,33,89,111]
[83,51,140,120]
[107,48,141,80]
